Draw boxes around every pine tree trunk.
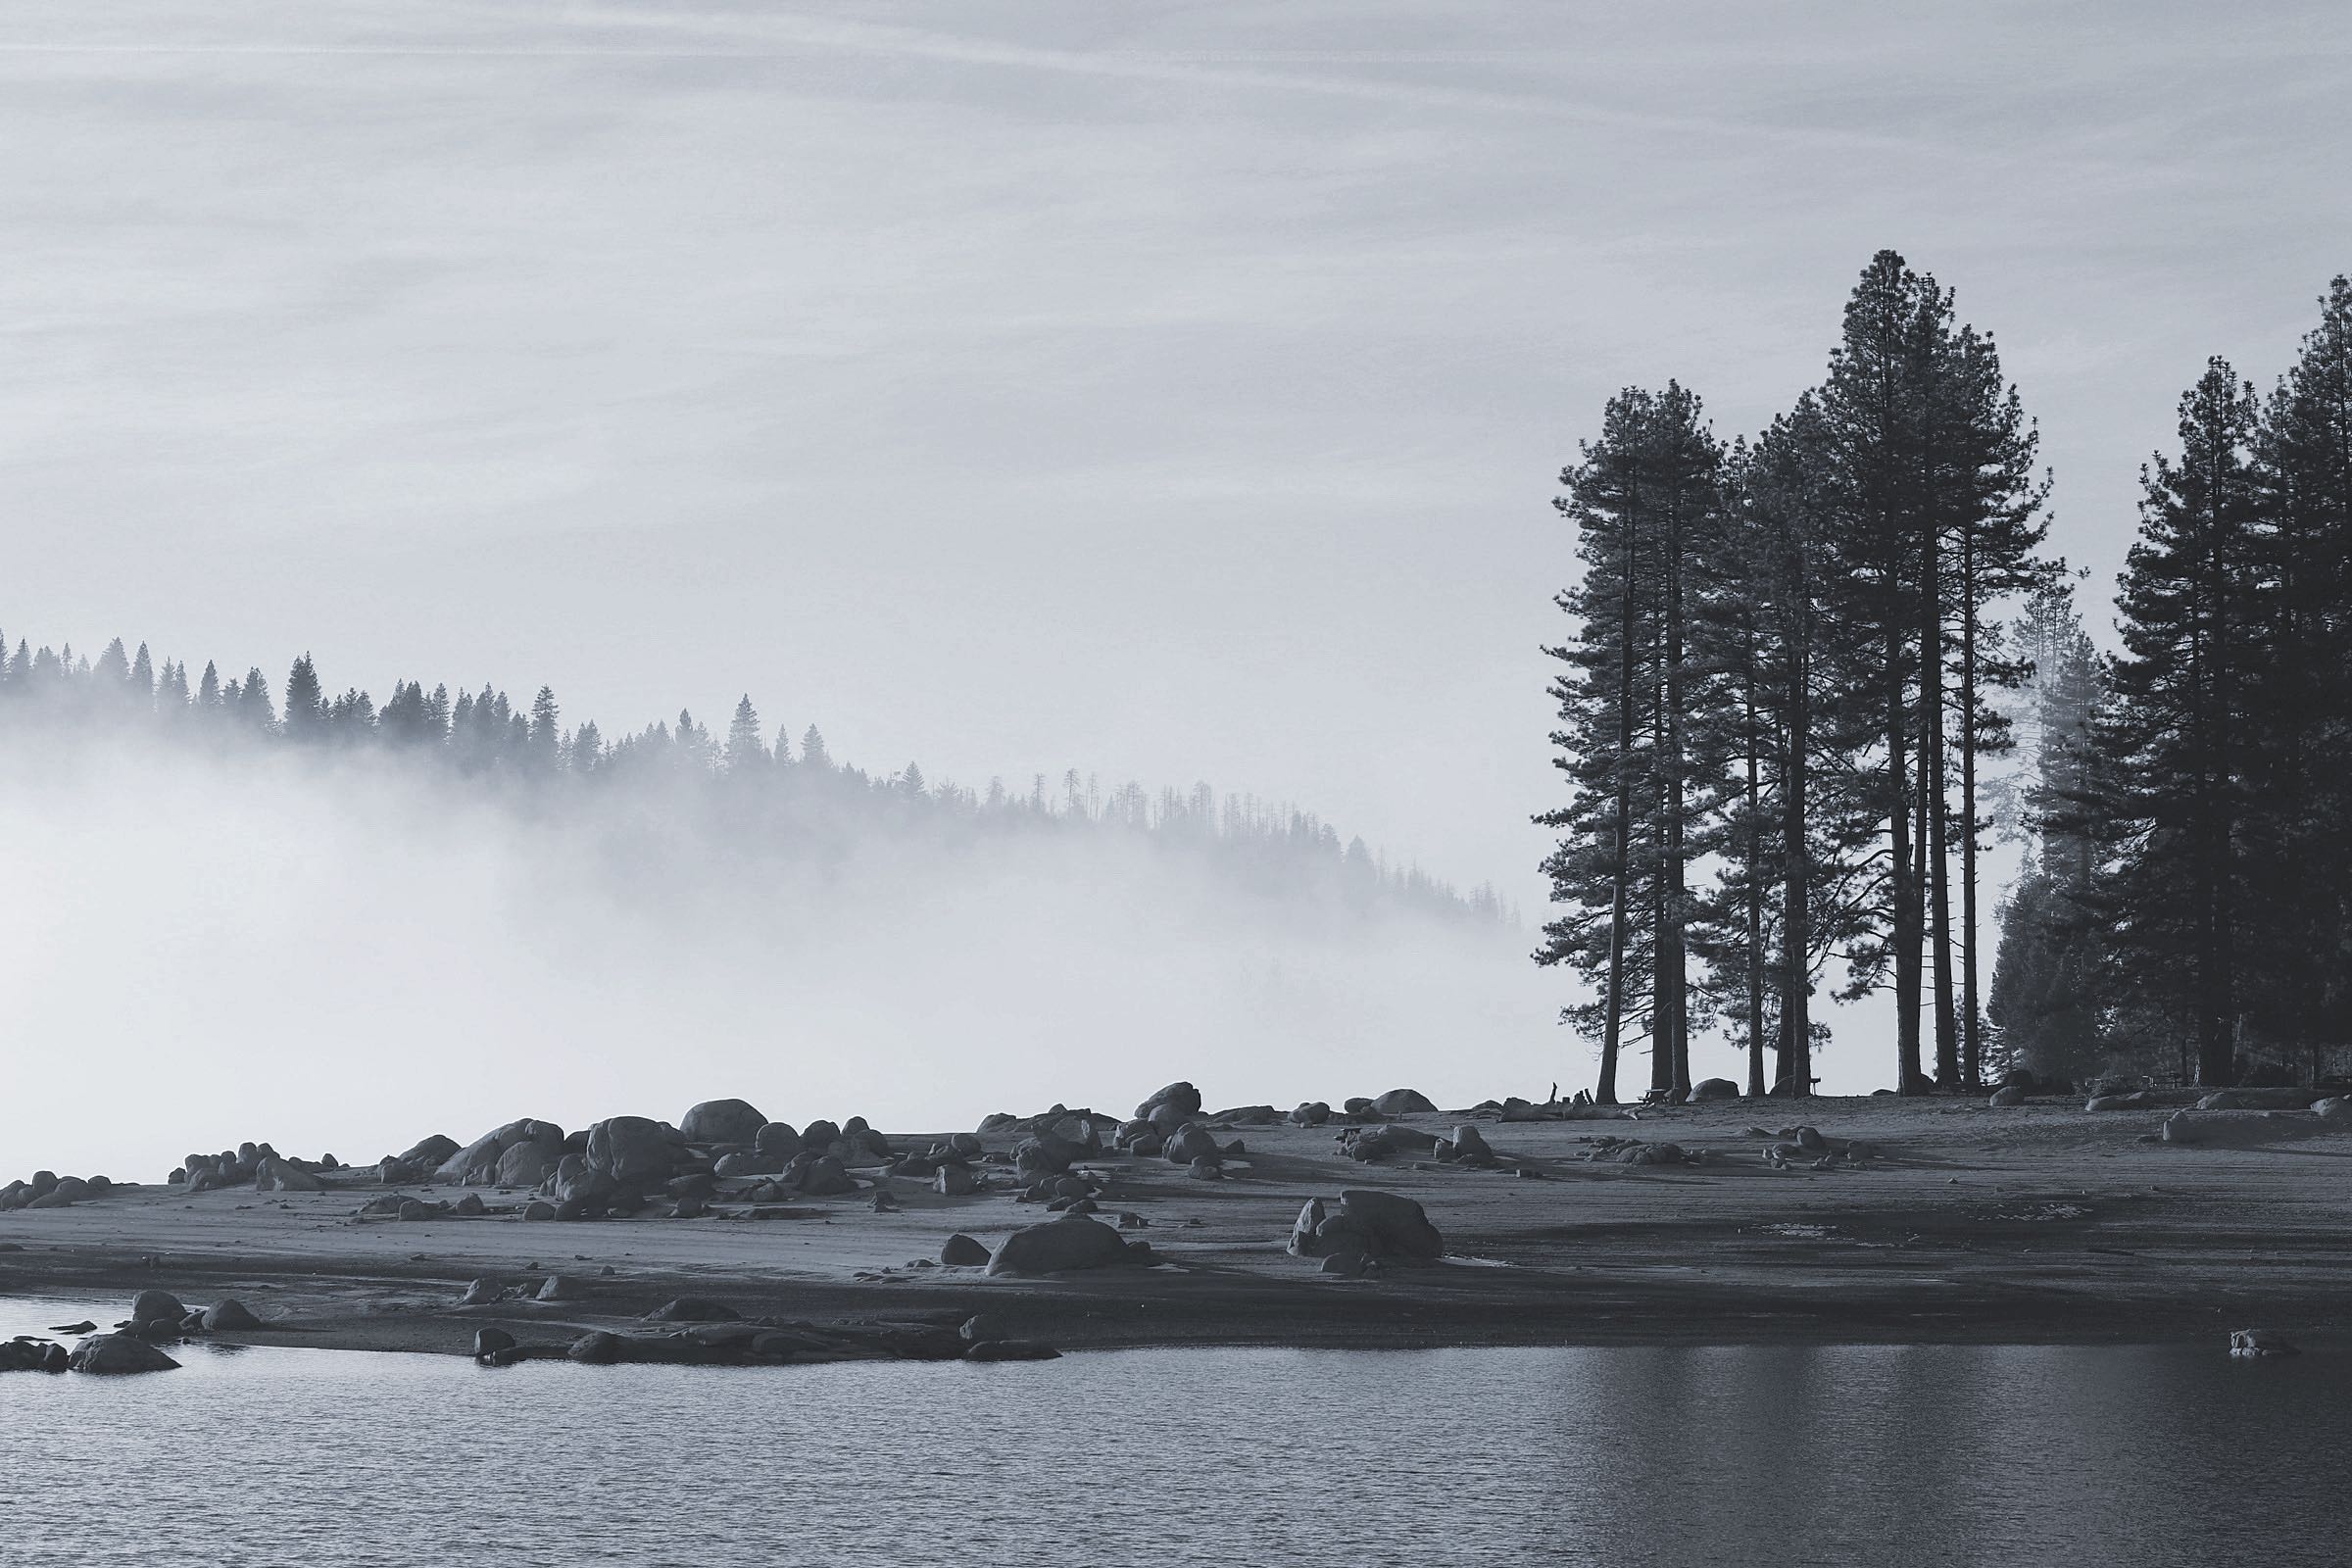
[1663,482,1691,1100]
[1781,653,1812,1098]
[1744,685,1766,1100]
[1889,618,1924,1093]
[1596,536,1638,1107]
[1959,539,1984,1091]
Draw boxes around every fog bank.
[2,734,1556,1179]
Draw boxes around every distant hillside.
[0,625,1511,926]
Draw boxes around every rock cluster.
[2,1291,281,1378]
[172,1142,343,1194]
[1585,1136,1701,1167]
[0,1170,121,1210]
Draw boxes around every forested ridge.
[1541,252,2352,1100]
[0,631,1507,926]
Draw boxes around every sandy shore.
[6,1098,2349,1357]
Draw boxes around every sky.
[3,3,2350,1131]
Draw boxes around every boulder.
[69,1334,180,1375]
[1135,1082,1202,1120]
[200,1299,263,1331]
[755,1122,803,1160]
[1372,1089,1438,1116]
[1438,1124,1494,1162]
[1127,1134,1164,1158]
[985,1213,1146,1275]
[679,1099,768,1146]
[495,1141,563,1188]
[1290,1101,1332,1127]
[1164,1124,1222,1165]
[1335,1189,1444,1259]
[2315,1097,2351,1121]
[584,1116,680,1184]
[712,1151,779,1178]
[1211,1105,1282,1126]
[801,1118,843,1151]
[1187,1156,1222,1180]
[1686,1078,1741,1103]
[458,1278,505,1307]
[397,1134,462,1168]
[796,1156,857,1198]
[2163,1110,2199,1145]
[935,1164,979,1198]
[940,1233,992,1267]
[536,1275,584,1302]
[130,1290,186,1328]
[259,1159,324,1194]
[1013,1134,1084,1178]
[1988,1085,2029,1107]
[567,1331,622,1364]
[2230,1327,2299,1358]
[521,1200,557,1221]
[2086,1092,2155,1111]
[473,1327,516,1359]
[436,1119,564,1185]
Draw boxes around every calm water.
[1,1295,2340,1567]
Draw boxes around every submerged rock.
[2230,1328,2300,1358]
[69,1334,181,1375]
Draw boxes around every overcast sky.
[5,1,2349,929]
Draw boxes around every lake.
[3,1296,2338,1566]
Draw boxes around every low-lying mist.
[2,730,1557,1180]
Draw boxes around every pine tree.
[283,654,325,740]
[528,686,563,767]
[723,695,767,773]
[1539,382,1724,1101]
[2101,360,2264,1086]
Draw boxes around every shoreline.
[8,1097,2350,1362]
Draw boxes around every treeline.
[0,632,1508,925]
[1992,278,2352,1090]
[1541,255,2352,1098]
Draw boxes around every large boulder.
[2315,1097,2351,1121]
[679,1099,768,1146]
[1290,1101,1332,1127]
[1163,1124,1222,1166]
[584,1116,681,1184]
[939,1233,991,1266]
[436,1119,564,1185]
[1336,1189,1444,1259]
[1135,1082,1202,1120]
[1372,1089,1438,1116]
[986,1214,1147,1275]
[130,1290,186,1328]
[396,1134,461,1168]
[1686,1078,1740,1103]
[796,1156,857,1198]
[258,1158,324,1193]
[1013,1134,1084,1179]
[1988,1085,2029,1107]
[494,1140,563,1188]
[755,1122,803,1160]
[69,1334,180,1375]
[201,1299,263,1331]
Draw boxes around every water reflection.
[1,1298,2336,1568]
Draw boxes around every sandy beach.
[7,1095,2349,1360]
